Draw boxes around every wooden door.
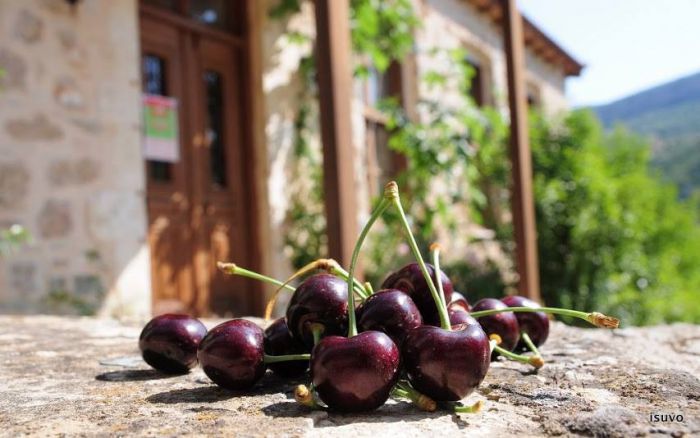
[140,2,256,316]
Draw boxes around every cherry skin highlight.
[448,306,473,326]
[449,291,470,312]
[264,318,309,378]
[286,273,349,348]
[471,298,520,353]
[356,289,423,345]
[500,295,550,350]
[381,262,454,326]
[198,319,266,390]
[402,321,490,402]
[311,331,400,412]
[139,314,207,374]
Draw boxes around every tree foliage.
[531,110,700,325]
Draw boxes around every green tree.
[531,110,700,325]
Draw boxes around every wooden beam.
[501,0,541,301]
[314,0,358,268]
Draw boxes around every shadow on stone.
[147,377,295,404]
[147,386,238,404]
[95,369,180,382]
[262,399,447,425]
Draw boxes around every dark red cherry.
[381,262,454,326]
[448,306,473,325]
[403,323,490,401]
[286,274,349,348]
[139,314,207,374]
[356,289,423,345]
[449,291,470,312]
[198,319,266,390]
[311,331,400,412]
[264,318,309,378]
[471,298,520,352]
[500,295,550,350]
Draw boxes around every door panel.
[140,5,255,316]
[195,38,253,315]
[140,15,196,314]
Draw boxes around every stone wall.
[0,0,151,317]
[421,0,569,114]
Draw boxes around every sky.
[519,0,700,107]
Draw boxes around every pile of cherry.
[139,182,619,414]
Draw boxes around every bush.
[531,110,700,325]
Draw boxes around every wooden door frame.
[139,1,270,316]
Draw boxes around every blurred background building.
[0,0,581,318]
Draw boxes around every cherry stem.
[310,323,324,346]
[489,338,499,354]
[347,193,392,338]
[364,281,374,295]
[493,345,544,369]
[329,264,369,299]
[468,306,620,328]
[387,183,451,331]
[430,243,447,310]
[295,384,324,410]
[521,332,541,356]
[394,381,437,412]
[218,262,295,291]
[264,353,311,364]
[452,400,483,414]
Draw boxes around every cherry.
[402,322,491,401]
[500,295,550,351]
[470,298,520,352]
[198,319,266,390]
[356,289,423,345]
[139,314,207,374]
[381,262,454,326]
[264,318,309,378]
[286,273,349,348]
[448,306,473,325]
[311,331,400,412]
[449,291,470,312]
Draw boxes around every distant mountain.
[591,72,700,198]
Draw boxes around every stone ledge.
[0,316,698,437]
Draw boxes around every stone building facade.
[0,0,581,318]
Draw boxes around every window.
[466,58,485,106]
[363,63,406,197]
[526,82,541,108]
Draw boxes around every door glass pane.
[204,70,227,188]
[190,0,231,31]
[142,54,173,182]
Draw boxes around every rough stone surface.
[5,113,64,141]
[0,162,30,208]
[0,317,697,437]
[37,199,72,238]
[14,9,44,44]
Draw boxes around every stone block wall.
[0,0,151,318]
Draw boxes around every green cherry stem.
[452,400,484,414]
[364,281,374,295]
[346,192,392,337]
[264,353,311,364]
[521,332,542,356]
[310,323,324,346]
[430,243,447,310]
[386,182,451,330]
[493,345,544,368]
[218,262,294,291]
[392,384,437,412]
[468,306,620,328]
[327,263,369,299]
